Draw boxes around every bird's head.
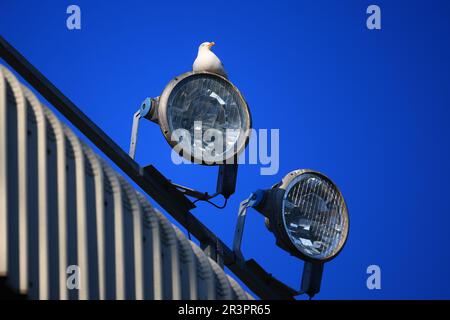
[199,41,215,51]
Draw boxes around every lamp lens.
[282,173,348,260]
[166,74,249,163]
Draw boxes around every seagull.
[193,42,228,78]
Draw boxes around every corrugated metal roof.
[0,65,252,300]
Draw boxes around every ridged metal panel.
[0,65,251,300]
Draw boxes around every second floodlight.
[232,169,349,297]
[255,169,349,262]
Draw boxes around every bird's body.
[193,42,228,78]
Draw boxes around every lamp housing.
[254,169,349,263]
[152,71,252,165]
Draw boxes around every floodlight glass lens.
[282,173,348,260]
[166,74,249,163]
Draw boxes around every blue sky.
[1,0,450,299]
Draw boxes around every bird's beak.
[208,42,215,48]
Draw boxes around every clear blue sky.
[1,0,450,299]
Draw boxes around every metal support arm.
[129,110,141,159]
[233,199,251,263]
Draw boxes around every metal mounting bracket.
[233,191,264,263]
[129,109,141,159]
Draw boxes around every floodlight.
[233,169,349,297]
[128,71,252,201]
[255,169,349,262]
[157,72,251,165]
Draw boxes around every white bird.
[193,42,228,78]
